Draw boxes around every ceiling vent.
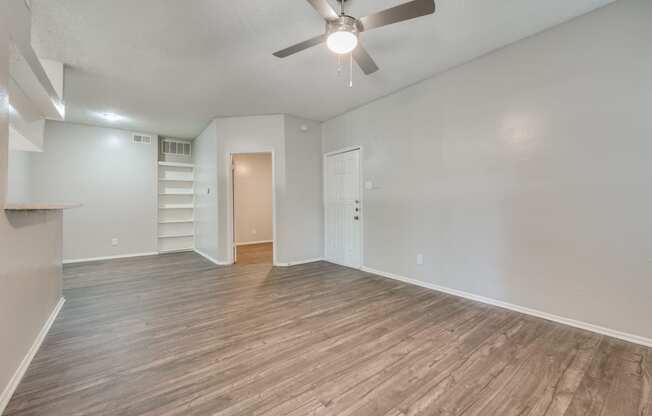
[132,133,152,144]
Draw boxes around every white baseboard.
[194,249,322,267]
[275,258,324,267]
[63,252,158,265]
[361,266,652,348]
[235,240,273,247]
[194,249,232,266]
[0,297,65,415]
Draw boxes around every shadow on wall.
[5,211,52,229]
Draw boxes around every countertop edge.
[4,203,83,211]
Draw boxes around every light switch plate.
[365,180,373,190]
[417,254,424,265]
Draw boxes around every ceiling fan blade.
[273,34,326,58]
[358,0,435,31]
[305,0,339,21]
[353,44,379,75]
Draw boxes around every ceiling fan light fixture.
[272,0,436,75]
[327,30,358,54]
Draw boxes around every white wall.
[28,121,159,261]
[6,149,31,202]
[283,115,323,263]
[233,153,273,245]
[0,1,63,408]
[193,120,219,261]
[322,0,652,341]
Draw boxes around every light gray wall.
[193,114,324,265]
[233,153,273,245]
[6,149,31,202]
[193,120,219,261]
[0,0,63,405]
[215,115,286,263]
[28,121,158,261]
[283,115,324,263]
[322,0,652,340]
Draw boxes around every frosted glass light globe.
[327,30,358,54]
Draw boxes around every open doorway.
[232,153,274,265]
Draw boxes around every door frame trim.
[228,151,277,266]
[323,146,364,269]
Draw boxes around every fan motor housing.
[326,15,361,35]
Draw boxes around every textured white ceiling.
[30,0,613,138]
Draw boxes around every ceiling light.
[101,112,122,122]
[327,30,358,54]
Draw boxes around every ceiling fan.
[273,0,436,75]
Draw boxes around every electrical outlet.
[416,254,424,265]
[252,229,257,235]
[112,238,119,247]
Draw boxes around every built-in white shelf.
[159,178,194,182]
[159,247,194,254]
[159,204,194,209]
[159,219,194,224]
[158,233,194,239]
[158,158,195,254]
[159,191,194,196]
[158,161,194,168]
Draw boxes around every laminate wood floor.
[236,243,273,265]
[5,253,651,416]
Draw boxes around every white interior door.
[325,149,361,268]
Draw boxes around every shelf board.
[159,219,194,224]
[158,162,194,168]
[159,247,194,254]
[159,178,194,182]
[159,205,194,210]
[158,234,194,239]
[159,192,194,196]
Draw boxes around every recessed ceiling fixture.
[273,0,436,78]
[100,112,123,122]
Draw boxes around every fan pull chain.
[337,54,342,76]
[349,53,353,88]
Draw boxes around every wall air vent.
[160,138,192,163]
[132,133,152,144]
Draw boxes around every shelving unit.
[158,161,194,253]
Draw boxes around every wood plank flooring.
[5,252,651,416]
[236,242,273,265]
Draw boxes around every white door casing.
[325,148,362,268]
